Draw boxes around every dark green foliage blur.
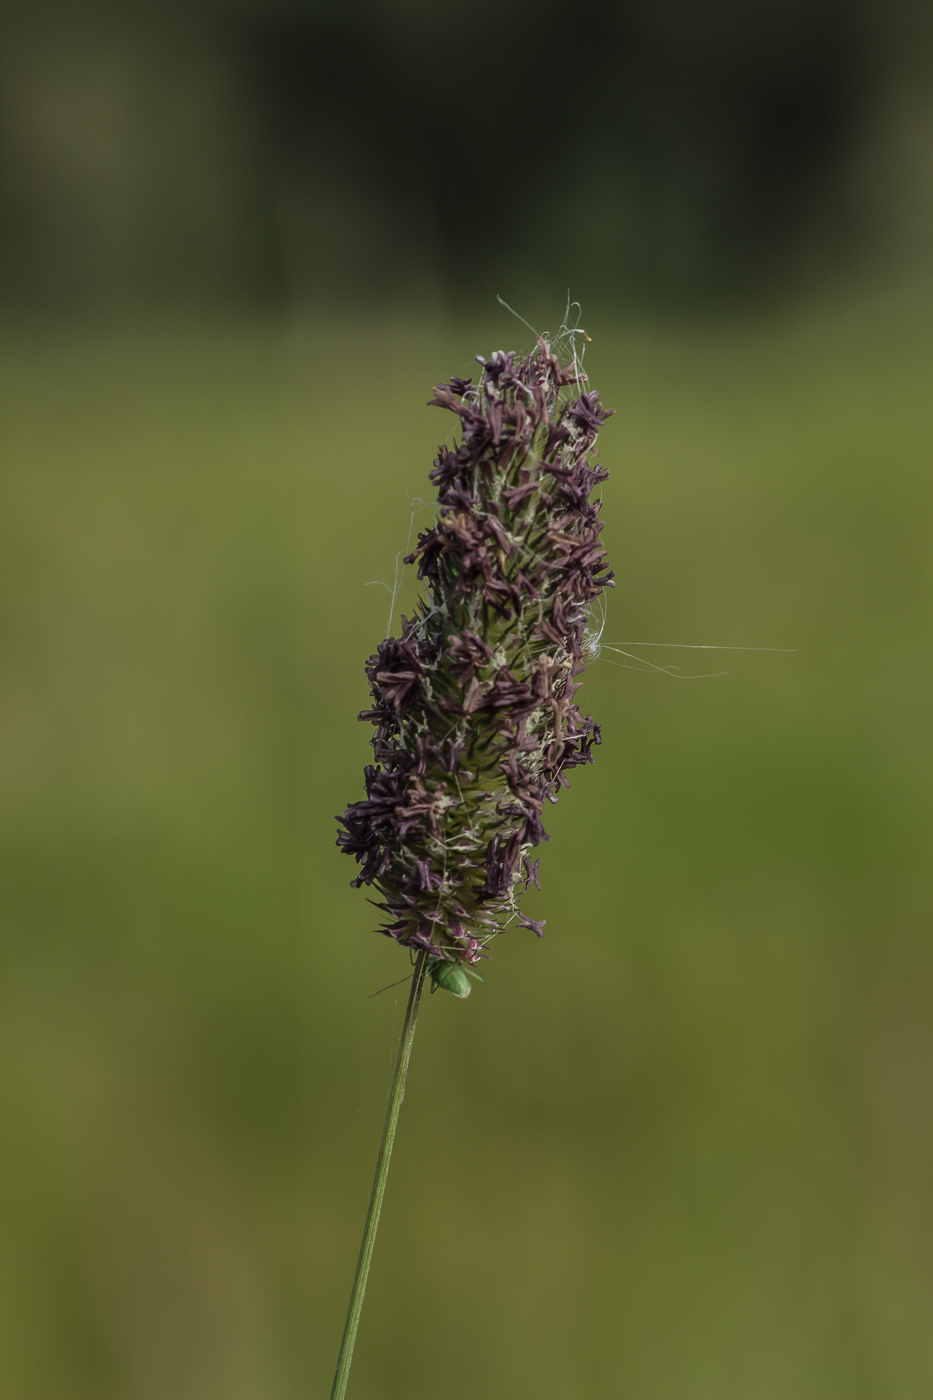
[1,0,932,318]
[2,284,933,1397]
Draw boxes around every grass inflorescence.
[337,339,615,974]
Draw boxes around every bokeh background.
[2,2,933,1397]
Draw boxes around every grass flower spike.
[330,336,613,1400]
[338,338,614,978]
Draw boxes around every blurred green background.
[2,3,933,1398]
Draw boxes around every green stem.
[330,949,429,1400]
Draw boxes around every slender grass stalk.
[330,949,429,1400]
[332,337,613,1393]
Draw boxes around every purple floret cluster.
[337,338,614,968]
